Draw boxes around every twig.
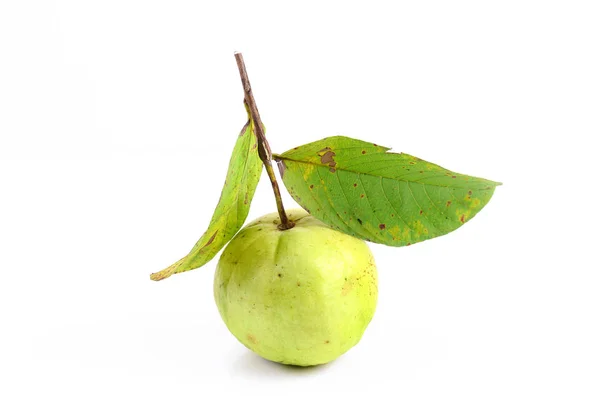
[234,52,295,230]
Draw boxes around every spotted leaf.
[274,136,501,247]
[150,111,263,281]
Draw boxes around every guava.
[214,209,378,366]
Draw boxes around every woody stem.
[234,52,295,230]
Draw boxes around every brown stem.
[234,52,295,230]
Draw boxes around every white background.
[1,1,599,399]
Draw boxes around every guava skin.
[214,209,378,366]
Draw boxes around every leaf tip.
[149,257,186,282]
[150,266,176,281]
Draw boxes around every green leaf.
[150,113,263,281]
[274,136,501,247]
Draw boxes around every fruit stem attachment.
[234,52,295,230]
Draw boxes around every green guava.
[214,209,378,366]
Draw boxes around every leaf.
[150,113,263,281]
[274,136,501,247]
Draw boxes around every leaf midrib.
[273,154,498,190]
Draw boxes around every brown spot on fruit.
[342,280,353,295]
[247,334,258,344]
[379,224,386,230]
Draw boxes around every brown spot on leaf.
[330,167,336,173]
[353,183,357,187]
[419,210,423,214]
[357,218,363,225]
[244,192,248,205]
[446,201,452,207]
[200,231,218,250]
[294,147,299,150]
[251,143,257,150]
[419,170,424,173]
[468,190,472,195]
[324,340,330,344]
[362,150,366,154]
[310,184,314,189]
[277,273,282,278]
[460,214,465,223]
[320,150,337,169]
[452,175,457,178]
[360,194,365,198]
[373,143,378,146]
[239,121,250,136]
[297,282,301,287]
[379,224,386,230]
